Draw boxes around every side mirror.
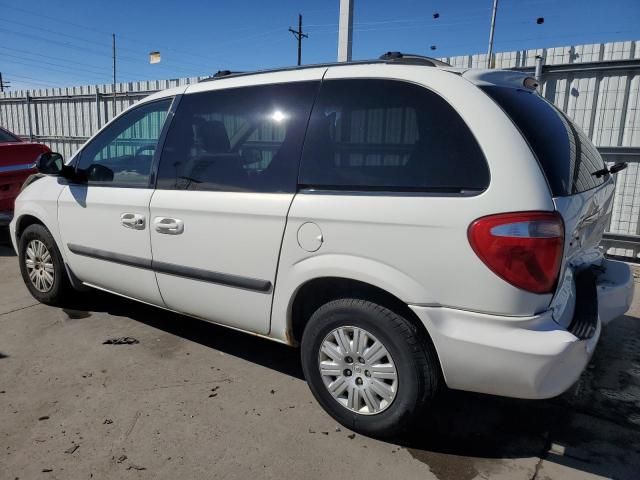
[35,152,64,175]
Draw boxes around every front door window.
[77,99,172,187]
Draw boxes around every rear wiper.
[591,162,627,178]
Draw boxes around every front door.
[150,80,320,333]
[58,98,173,305]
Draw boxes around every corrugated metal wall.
[1,40,640,254]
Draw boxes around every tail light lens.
[468,212,564,294]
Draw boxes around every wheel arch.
[15,213,47,241]
[288,276,437,361]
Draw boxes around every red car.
[0,127,50,225]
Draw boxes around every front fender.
[11,176,65,260]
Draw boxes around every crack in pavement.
[0,303,40,316]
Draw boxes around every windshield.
[0,129,20,143]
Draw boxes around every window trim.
[73,97,177,189]
[296,77,491,196]
[150,94,182,188]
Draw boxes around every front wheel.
[18,224,71,305]
[301,298,440,438]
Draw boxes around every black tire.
[18,223,71,305]
[301,298,440,438]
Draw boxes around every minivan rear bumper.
[410,305,600,399]
[409,259,633,399]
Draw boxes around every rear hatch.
[480,84,615,328]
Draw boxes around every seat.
[189,119,247,190]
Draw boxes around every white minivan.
[10,54,634,437]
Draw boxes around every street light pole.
[487,0,499,68]
[337,0,354,62]
[112,33,116,117]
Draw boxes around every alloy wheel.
[318,326,398,415]
[25,239,55,293]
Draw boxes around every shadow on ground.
[0,227,16,257]
[57,289,640,480]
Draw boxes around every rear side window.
[157,81,318,193]
[481,86,606,196]
[299,79,489,193]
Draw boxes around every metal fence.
[0,78,205,159]
[1,40,640,258]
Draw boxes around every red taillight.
[468,212,564,294]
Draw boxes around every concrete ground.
[1,228,639,480]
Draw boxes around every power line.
[0,22,204,75]
[0,46,147,78]
[0,26,204,78]
[0,2,285,67]
[289,14,308,66]
[1,72,67,89]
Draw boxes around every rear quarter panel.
[270,64,556,342]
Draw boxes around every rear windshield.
[481,86,606,196]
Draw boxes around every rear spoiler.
[462,69,539,91]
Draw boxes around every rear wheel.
[301,298,440,438]
[18,224,71,305]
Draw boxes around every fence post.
[534,55,545,93]
[95,87,101,130]
[25,92,34,141]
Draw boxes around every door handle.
[154,217,184,235]
[121,213,146,230]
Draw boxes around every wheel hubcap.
[25,240,54,293]
[318,326,398,415]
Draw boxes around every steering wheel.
[134,144,156,157]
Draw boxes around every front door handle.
[154,217,184,235]
[121,213,146,230]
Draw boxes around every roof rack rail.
[199,70,245,82]
[196,55,454,84]
[379,52,451,67]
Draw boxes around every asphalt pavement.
[1,228,639,480]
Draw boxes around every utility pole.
[337,0,354,62]
[288,14,308,66]
[112,33,116,117]
[487,0,499,68]
[0,72,10,92]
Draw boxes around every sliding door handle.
[154,217,184,235]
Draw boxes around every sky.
[1,0,639,91]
